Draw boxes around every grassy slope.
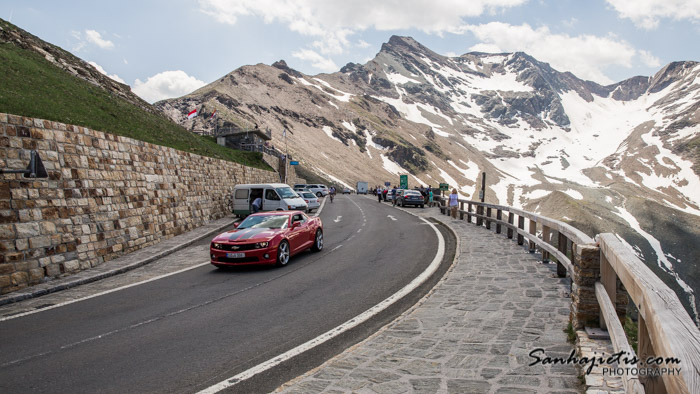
[0,35,271,170]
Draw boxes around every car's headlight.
[212,243,223,249]
[255,241,269,248]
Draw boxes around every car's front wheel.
[276,240,290,266]
[316,192,322,197]
[311,229,323,252]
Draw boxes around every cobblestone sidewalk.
[277,209,582,393]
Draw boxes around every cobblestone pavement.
[277,207,582,393]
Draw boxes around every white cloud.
[605,0,700,29]
[87,61,126,84]
[84,30,114,49]
[292,49,339,72]
[638,50,662,67]
[461,22,640,84]
[198,0,527,68]
[132,70,206,103]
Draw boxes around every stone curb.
[0,216,239,306]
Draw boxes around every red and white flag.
[187,109,198,119]
[209,110,217,120]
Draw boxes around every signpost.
[439,183,449,191]
[399,175,408,189]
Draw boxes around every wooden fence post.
[476,203,483,226]
[529,219,536,253]
[507,212,514,239]
[485,207,492,230]
[517,216,524,245]
[459,201,464,220]
[542,225,551,263]
[496,209,502,234]
[467,202,472,223]
[557,232,568,278]
[638,316,667,393]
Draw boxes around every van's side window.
[235,189,248,199]
[265,189,280,200]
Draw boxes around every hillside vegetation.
[0,18,271,170]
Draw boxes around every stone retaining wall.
[0,113,279,294]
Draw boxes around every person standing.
[428,188,434,207]
[377,187,383,203]
[449,188,459,219]
[391,186,398,206]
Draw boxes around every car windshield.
[302,192,315,198]
[276,187,298,199]
[237,215,289,229]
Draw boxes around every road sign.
[384,181,391,187]
[289,161,299,165]
[439,183,449,191]
[400,175,408,189]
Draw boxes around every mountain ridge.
[156,35,700,321]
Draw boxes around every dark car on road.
[396,189,425,208]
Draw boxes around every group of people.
[371,184,460,219]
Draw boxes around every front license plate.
[226,252,245,258]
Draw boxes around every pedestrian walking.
[449,188,459,219]
[377,187,383,202]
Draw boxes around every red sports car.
[210,211,323,267]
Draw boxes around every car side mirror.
[291,221,301,228]
[233,222,240,228]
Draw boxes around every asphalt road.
[0,195,452,393]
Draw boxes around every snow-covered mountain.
[156,36,700,322]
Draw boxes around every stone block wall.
[0,113,279,294]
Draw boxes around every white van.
[232,183,308,216]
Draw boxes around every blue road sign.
[289,161,299,165]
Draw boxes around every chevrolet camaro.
[210,211,323,267]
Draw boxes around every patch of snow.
[386,73,421,85]
[328,101,339,109]
[322,126,343,143]
[524,189,551,200]
[342,121,356,133]
[563,189,583,200]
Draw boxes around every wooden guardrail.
[438,198,700,393]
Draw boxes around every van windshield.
[276,187,298,199]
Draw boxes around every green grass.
[0,32,271,171]
[624,315,638,353]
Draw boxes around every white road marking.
[331,245,343,252]
[0,262,211,322]
[387,215,397,221]
[197,216,445,394]
[333,216,342,223]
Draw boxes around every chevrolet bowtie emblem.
[231,246,239,250]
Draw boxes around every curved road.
[0,195,449,393]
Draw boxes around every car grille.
[217,256,260,263]
[215,243,258,251]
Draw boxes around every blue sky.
[3,0,699,103]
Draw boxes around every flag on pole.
[209,110,217,120]
[187,109,198,119]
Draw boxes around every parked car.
[294,184,328,197]
[232,183,307,216]
[397,189,425,208]
[342,188,352,194]
[299,191,320,212]
[386,189,403,202]
[210,211,323,268]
